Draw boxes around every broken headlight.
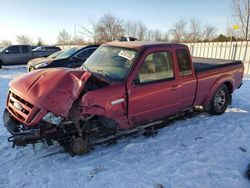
[42,112,63,125]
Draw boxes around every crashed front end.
[3,68,92,148]
[3,106,69,147]
[4,91,44,146]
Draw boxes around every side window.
[77,49,90,59]
[176,49,192,76]
[21,46,29,53]
[47,47,56,51]
[138,51,174,84]
[6,46,20,54]
[88,48,96,56]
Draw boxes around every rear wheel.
[208,84,230,115]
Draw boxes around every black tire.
[208,84,230,115]
[58,136,89,156]
[0,61,2,69]
[246,163,250,179]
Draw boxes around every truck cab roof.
[104,41,188,50]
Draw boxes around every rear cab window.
[176,49,192,76]
[138,51,174,84]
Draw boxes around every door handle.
[171,84,182,91]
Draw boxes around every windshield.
[83,46,138,80]
[55,48,79,59]
[47,50,63,59]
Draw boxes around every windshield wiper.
[92,71,111,83]
[97,69,120,80]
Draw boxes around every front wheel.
[208,84,230,115]
[58,136,89,156]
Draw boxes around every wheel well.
[82,115,119,131]
[224,82,233,94]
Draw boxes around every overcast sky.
[0,0,233,44]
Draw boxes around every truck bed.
[193,57,242,73]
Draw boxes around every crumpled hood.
[28,58,54,66]
[9,68,91,117]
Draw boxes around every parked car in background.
[0,45,33,68]
[32,46,61,57]
[26,50,63,71]
[0,45,61,69]
[26,45,99,71]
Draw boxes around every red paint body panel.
[79,83,128,129]
[8,68,91,126]
[194,64,244,106]
[6,42,244,130]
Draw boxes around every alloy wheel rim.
[214,89,226,110]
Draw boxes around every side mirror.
[133,76,140,86]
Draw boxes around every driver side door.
[128,50,181,125]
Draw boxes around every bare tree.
[72,35,85,45]
[145,29,155,41]
[170,18,187,43]
[37,37,44,46]
[125,21,138,37]
[186,19,202,42]
[80,14,218,43]
[124,21,147,40]
[232,0,250,40]
[57,29,71,45]
[153,30,162,41]
[95,13,124,42]
[153,30,169,41]
[137,22,148,40]
[80,14,124,43]
[0,40,12,47]
[202,25,217,41]
[79,19,100,44]
[16,35,33,44]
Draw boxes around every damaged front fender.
[9,68,92,118]
[80,83,130,129]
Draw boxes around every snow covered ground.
[0,66,250,188]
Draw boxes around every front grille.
[9,106,25,121]
[9,99,29,115]
[11,93,34,108]
[7,91,41,125]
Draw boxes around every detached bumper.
[3,109,40,146]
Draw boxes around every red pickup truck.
[3,42,244,155]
